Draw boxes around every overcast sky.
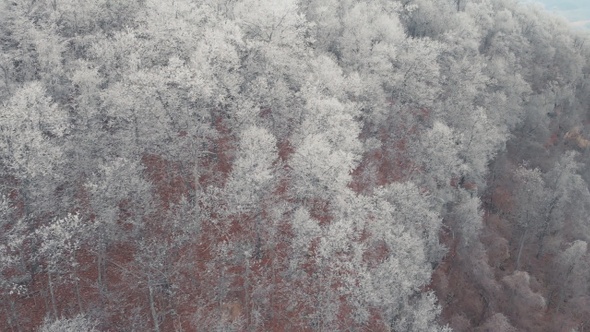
[528,0,590,28]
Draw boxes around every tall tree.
[36,214,90,317]
[512,166,547,270]
[0,82,68,218]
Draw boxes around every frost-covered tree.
[0,82,68,216]
[0,195,29,330]
[554,241,588,312]
[413,121,463,196]
[537,152,590,257]
[1,0,590,330]
[512,166,547,270]
[85,158,153,292]
[225,126,278,212]
[36,214,91,317]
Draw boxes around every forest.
[1,0,590,331]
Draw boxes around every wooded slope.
[1,0,590,331]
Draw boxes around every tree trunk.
[244,257,251,330]
[0,63,10,95]
[516,227,528,271]
[556,265,575,313]
[97,238,109,298]
[536,198,558,258]
[536,228,548,259]
[9,299,21,332]
[148,281,161,332]
[178,161,197,207]
[269,230,278,325]
[2,297,17,332]
[75,277,83,313]
[47,271,58,319]
[132,108,140,148]
[97,248,105,295]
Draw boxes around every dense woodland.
[1,0,590,331]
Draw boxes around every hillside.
[1,0,590,331]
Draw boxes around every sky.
[529,0,590,29]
